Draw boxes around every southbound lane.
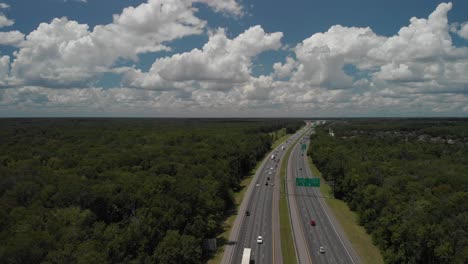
[227,129,305,264]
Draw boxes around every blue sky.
[0,0,467,117]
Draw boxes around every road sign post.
[295,177,320,187]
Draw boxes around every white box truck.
[241,248,251,264]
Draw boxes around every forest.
[0,118,303,264]
[308,119,468,264]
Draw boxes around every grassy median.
[307,157,384,264]
[279,145,297,264]
[278,130,309,264]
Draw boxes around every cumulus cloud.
[291,25,385,89]
[6,0,242,88]
[198,0,242,15]
[0,55,9,85]
[0,15,13,27]
[275,2,468,102]
[458,22,468,39]
[0,2,13,28]
[273,57,297,79]
[0,30,24,46]
[123,25,282,90]
[1,1,467,116]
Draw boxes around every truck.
[241,248,251,264]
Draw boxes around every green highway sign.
[295,177,320,187]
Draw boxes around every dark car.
[310,219,316,226]
[245,211,250,216]
[265,182,269,186]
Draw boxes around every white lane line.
[314,176,357,264]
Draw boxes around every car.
[267,177,270,180]
[245,210,250,216]
[319,246,325,253]
[299,168,302,170]
[270,167,274,170]
[257,236,263,244]
[271,183,274,186]
[256,183,260,187]
[265,182,269,186]
[310,219,316,226]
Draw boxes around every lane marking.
[305,151,357,264]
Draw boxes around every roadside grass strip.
[307,157,384,264]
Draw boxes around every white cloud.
[273,57,297,79]
[0,55,9,85]
[274,2,468,103]
[0,30,25,46]
[198,0,242,15]
[458,22,468,39]
[291,25,385,89]
[0,14,14,27]
[1,1,467,117]
[7,0,242,88]
[123,25,282,90]
[0,2,13,28]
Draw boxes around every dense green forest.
[0,118,303,264]
[308,119,468,264]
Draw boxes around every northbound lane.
[288,131,361,264]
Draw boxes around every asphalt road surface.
[289,131,361,264]
[222,128,307,264]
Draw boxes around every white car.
[319,246,325,253]
[257,236,263,244]
[256,183,260,187]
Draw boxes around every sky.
[0,0,467,117]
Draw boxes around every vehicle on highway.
[267,177,270,180]
[257,236,263,244]
[245,210,250,216]
[319,246,325,253]
[241,248,251,264]
[265,182,269,186]
[256,183,260,187]
[310,219,316,226]
[299,167,302,170]
[271,183,274,186]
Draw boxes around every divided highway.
[222,125,361,264]
[288,130,361,264]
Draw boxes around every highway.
[222,128,306,264]
[287,130,361,264]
